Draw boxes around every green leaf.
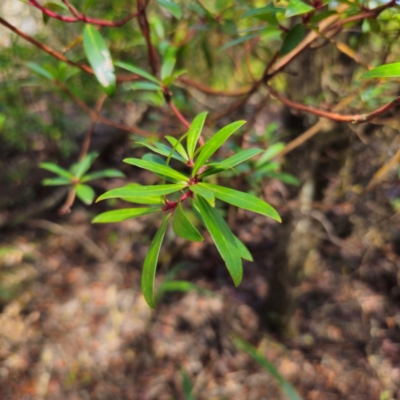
[198,165,230,179]
[202,183,281,222]
[166,136,189,161]
[361,62,400,79]
[83,0,95,13]
[0,113,5,130]
[142,213,171,308]
[189,183,215,207]
[115,61,161,84]
[161,56,176,80]
[172,202,203,241]
[42,177,71,186]
[181,369,195,400]
[92,207,161,223]
[256,142,286,166]
[234,338,302,400]
[195,195,242,286]
[81,169,125,183]
[42,1,69,24]
[71,151,98,178]
[75,184,95,205]
[97,183,186,202]
[83,25,116,96]
[123,158,189,183]
[220,148,263,168]
[263,171,300,186]
[132,81,162,91]
[285,0,314,18]
[240,5,284,19]
[192,120,246,176]
[219,33,259,52]
[157,0,182,19]
[280,24,305,55]
[187,112,208,160]
[234,236,253,261]
[40,162,73,179]
[136,142,186,163]
[26,62,55,80]
[122,184,164,205]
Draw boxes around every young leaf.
[71,151,98,178]
[187,112,208,160]
[92,207,161,223]
[80,169,125,183]
[115,61,161,84]
[75,184,95,205]
[172,202,203,241]
[42,177,71,186]
[189,183,215,207]
[97,184,186,201]
[195,195,242,286]
[157,0,182,19]
[123,158,189,183]
[161,56,176,81]
[201,183,281,222]
[234,236,253,261]
[26,62,55,81]
[40,162,73,179]
[361,62,400,79]
[83,25,116,96]
[280,24,305,55]
[142,213,171,308]
[136,142,186,163]
[234,338,302,400]
[132,81,162,91]
[285,0,314,18]
[166,136,189,161]
[256,142,286,166]
[192,120,246,176]
[219,148,263,168]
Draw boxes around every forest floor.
[1,114,400,400]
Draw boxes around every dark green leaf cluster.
[94,113,281,308]
[40,152,124,205]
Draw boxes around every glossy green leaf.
[80,169,125,183]
[195,195,242,286]
[97,184,186,202]
[83,25,116,96]
[75,184,95,205]
[26,62,55,80]
[189,183,215,207]
[115,61,161,84]
[202,183,281,222]
[142,213,171,308]
[173,202,203,241]
[234,236,253,261]
[280,24,305,55]
[161,56,176,80]
[220,148,263,168]
[136,142,186,163]
[157,0,182,19]
[92,207,161,223]
[40,162,73,179]
[234,338,302,400]
[361,62,400,79]
[187,112,208,160]
[142,153,166,165]
[71,152,98,178]
[192,120,246,176]
[165,136,188,161]
[122,184,164,205]
[132,81,162,91]
[285,0,314,18]
[42,177,71,186]
[198,165,230,179]
[240,5,284,19]
[123,158,189,183]
[256,142,286,166]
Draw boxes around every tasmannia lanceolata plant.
[93,112,281,308]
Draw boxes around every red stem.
[168,101,191,129]
[162,190,193,211]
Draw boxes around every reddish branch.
[28,0,139,27]
[168,100,191,129]
[269,87,400,124]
